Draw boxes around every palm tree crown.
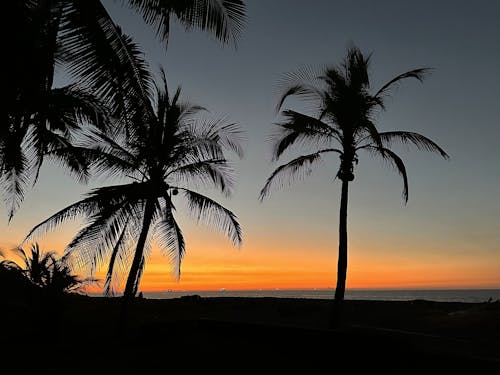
[3,243,96,294]
[261,47,448,201]
[23,67,243,297]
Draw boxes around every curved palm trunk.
[123,199,155,300]
[332,178,349,327]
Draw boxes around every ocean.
[136,289,500,303]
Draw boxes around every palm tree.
[3,0,246,219]
[260,46,449,325]
[23,67,243,301]
[4,243,96,294]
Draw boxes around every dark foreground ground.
[1,294,499,373]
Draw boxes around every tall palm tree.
[3,0,246,219]
[260,46,449,324]
[23,66,243,300]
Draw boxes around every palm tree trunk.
[124,199,154,300]
[331,178,349,327]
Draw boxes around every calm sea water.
[137,289,500,303]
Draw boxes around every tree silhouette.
[260,46,449,325]
[3,0,246,219]
[3,243,96,294]
[8,0,246,115]
[23,52,243,301]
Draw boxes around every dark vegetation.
[1,293,499,373]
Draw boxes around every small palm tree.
[6,243,96,294]
[260,46,449,324]
[23,65,243,300]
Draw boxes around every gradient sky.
[2,0,499,291]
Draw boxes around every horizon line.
[85,286,500,294]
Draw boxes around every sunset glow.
[78,239,500,292]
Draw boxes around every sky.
[1,0,499,292]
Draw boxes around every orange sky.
[2,202,499,293]
[83,233,500,293]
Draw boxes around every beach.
[2,294,499,373]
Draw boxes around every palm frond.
[10,246,29,268]
[275,64,325,112]
[365,145,409,202]
[379,131,449,159]
[128,0,247,46]
[61,2,154,120]
[355,119,383,150]
[45,144,108,183]
[343,46,371,89]
[23,122,71,184]
[189,117,244,159]
[22,198,98,246]
[272,110,340,160]
[22,183,140,245]
[103,221,129,296]
[259,149,341,201]
[40,84,109,132]
[154,204,185,280]
[76,130,141,179]
[1,153,30,222]
[66,200,139,275]
[168,159,235,196]
[374,68,431,99]
[182,188,242,246]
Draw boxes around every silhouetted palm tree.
[23,65,243,300]
[260,46,449,324]
[3,0,246,219]
[5,243,96,294]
